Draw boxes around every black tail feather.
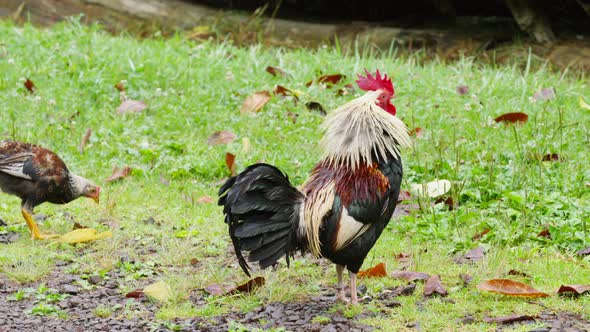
[218,163,304,276]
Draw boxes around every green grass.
[0,19,589,330]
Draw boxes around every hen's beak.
[89,186,101,204]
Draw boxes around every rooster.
[0,140,101,240]
[219,70,410,304]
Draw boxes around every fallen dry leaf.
[393,252,411,262]
[143,280,172,302]
[274,85,291,97]
[473,228,491,241]
[477,279,549,297]
[458,246,485,263]
[125,289,144,299]
[190,258,200,266]
[208,130,237,146]
[542,153,560,162]
[117,99,147,114]
[494,112,528,124]
[577,247,590,256]
[306,74,345,87]
[358,262,387,278]
[78,128,92,154]
[205,277,265,296]
[196,196,214,204]
[240,91,271,114]
[537,227,551,239]
[106,166,131,182]
[265,66,288,78]
[532,87,556,102]
[556,284,590,296]
[411,179,451,198]
[424,274,448,297]
[456,85,469,95]
[305,101,327,116]
[391,271,430,282]
[483,314,536,324]
[225,152,236,176]
[24,78,37,93]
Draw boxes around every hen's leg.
[349,270,358,305]
[336,264,348,303]
[21,208,57,240]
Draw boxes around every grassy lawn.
[0,19,589,331]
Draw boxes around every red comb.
[356,69,394,95]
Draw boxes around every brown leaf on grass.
[483,314,536,324]
[196,196,214,204]
[477,279,549,297]
[577,247,590,256]
[397,190,412,202]
[106,166,131,182]
[507,270,531,278]
[409,127,424,137]
[358,262,387,278]
[225,152,236,176]
[473,228,491,241]
[305,101,327,116]
[274,85,291,97]
[455,247,484,264]
[233,276,265,294]
[114,82,125,92]
[542,153,560,162]
[208,131,237,146]
[265,66,288,78]
[494,112,528,124]
[78,128,92,154]
[532,87,556,102]
[537,227,551,239]
[117,99,147,114]
[190,258,200,267]
[24,78,37,93]
[336,83,354,96]
[391,271,430,282]
[205,277,265,296]
[125,289,145,299]
[459,273,473,286]
[456,85,469,95]
[424,275,448,296]
[306,74,345,87]
[556,284,590,295]
[240,91,271,114]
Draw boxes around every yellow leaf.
[60,228,112,244]
[143,280,172,302]
[580,97,590,111]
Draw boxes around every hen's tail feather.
[218,163,305,276]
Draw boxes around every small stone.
[60,284,79,295]
[88,275,102,285]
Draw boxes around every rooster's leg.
[336,264,348,302]
[21,208,58,240]
[349,271,358,305]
